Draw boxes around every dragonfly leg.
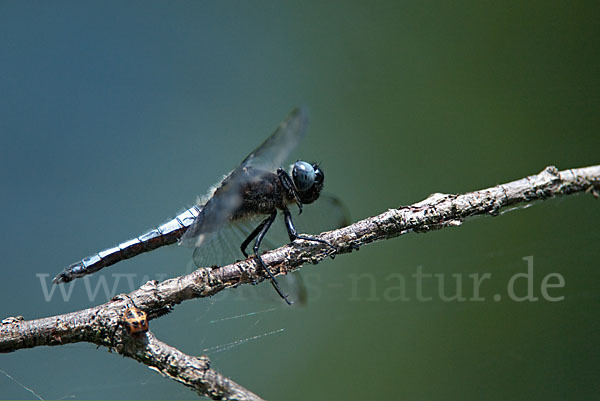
[283,208,337,256]
[253,211,292,305]
[240,221,266,258]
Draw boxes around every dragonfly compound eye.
[292,161,316,192]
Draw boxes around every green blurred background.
[1,1,599,400]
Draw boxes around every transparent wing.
[293,193,351,235]
[179,171,246,248]
[180,107,309,249]
[191,217,263,267]
[240,106,309,172]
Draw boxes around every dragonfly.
[53,107,346,305]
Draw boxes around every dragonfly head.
[292,161,324,204]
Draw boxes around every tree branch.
[1,164,598,399]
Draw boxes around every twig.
[122,332,264,401]
[0,164,598,399]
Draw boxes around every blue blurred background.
[1,1,599,400]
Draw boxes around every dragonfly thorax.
[230,169,291,220]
